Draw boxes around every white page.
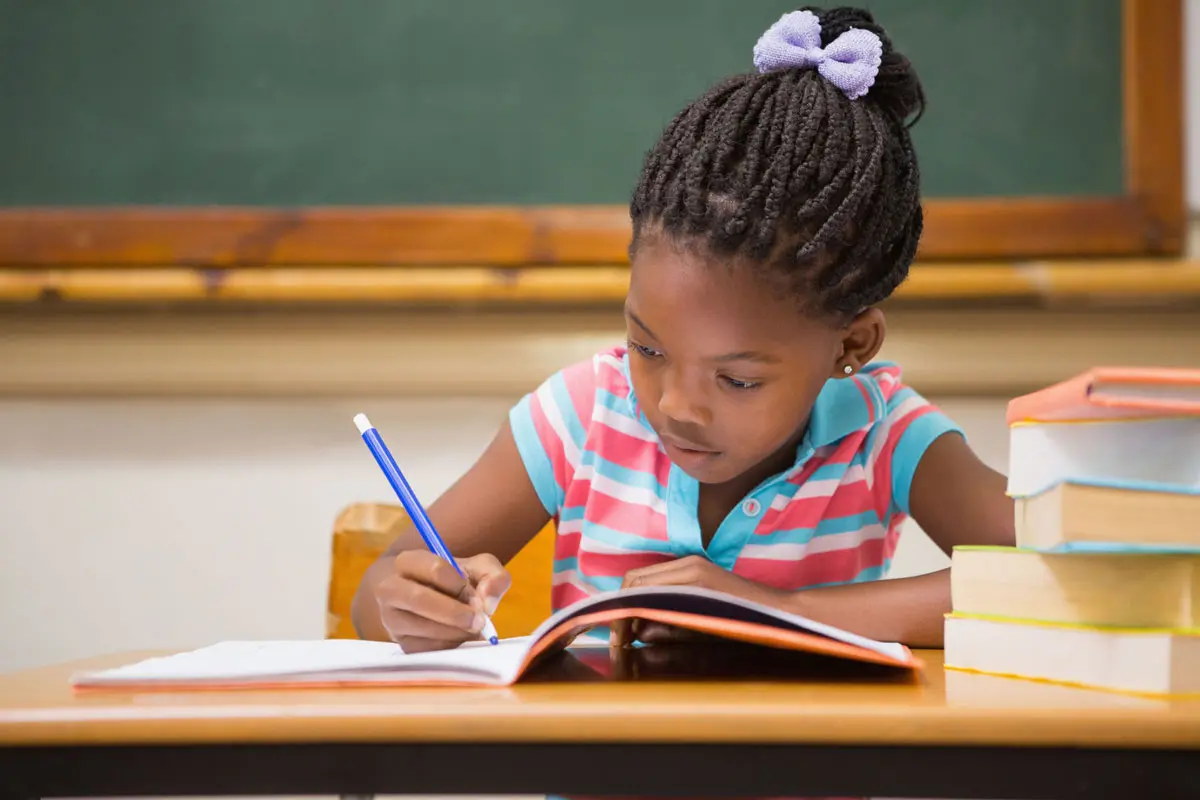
[73,636,536,686]
[1091,381,1200,405]
[1008,417,1200,497]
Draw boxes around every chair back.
[327,503,555,639]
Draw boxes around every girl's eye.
[630,341,664,359]
[721,376,761,391]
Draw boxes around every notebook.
[71,585,920,690]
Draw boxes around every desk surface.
[2,647,1200,749]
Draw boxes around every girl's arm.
[350,420,551,643]
[619,432,1013,648]
[786,432,1013,646]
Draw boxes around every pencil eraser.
[353,413,372,434]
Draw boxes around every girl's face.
[625,236,850,489]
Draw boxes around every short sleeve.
[866,365,964,517]
[507,356,599,516]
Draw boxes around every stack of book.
[944,367,1200,696]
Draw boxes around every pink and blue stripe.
[509,347,960,614]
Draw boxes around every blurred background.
[1,0,1197,673]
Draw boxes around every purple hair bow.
[752,10,882,100]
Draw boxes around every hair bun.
[806,5,925,124]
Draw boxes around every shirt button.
[741,498,762,517]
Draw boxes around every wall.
[2,2,1200,674]
[0,396,511,669]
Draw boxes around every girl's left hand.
[610,555,788,647]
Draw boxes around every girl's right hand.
[374,550,511,652]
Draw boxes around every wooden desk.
[2,647,1199,799]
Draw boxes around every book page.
[1008,417,1200,498]
[1091,380,1200,405]
[73,637,536,686]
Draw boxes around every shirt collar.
[803,369,885,450]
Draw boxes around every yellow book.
[951,545,1200,629]
[944,613,1200,697]
[1015,480,1200,552]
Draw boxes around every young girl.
[351,5,1014,656]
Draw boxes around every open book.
[71,585,920,689]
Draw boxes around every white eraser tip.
[353,413,372,434]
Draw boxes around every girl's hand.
[374,550,511,653]
[610,555,787,648]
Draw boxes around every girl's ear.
[831,307,886,378]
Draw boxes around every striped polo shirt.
[509,346,960,619]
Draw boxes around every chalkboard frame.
[0,0,1183,271]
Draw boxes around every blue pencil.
[354,413,499,645]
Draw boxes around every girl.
[351,5,1014,655]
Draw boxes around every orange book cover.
[1006,367,1200,425]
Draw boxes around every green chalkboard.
[0,0,1123,206]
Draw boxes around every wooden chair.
[326,508,556,800]
[327,502,556,639]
